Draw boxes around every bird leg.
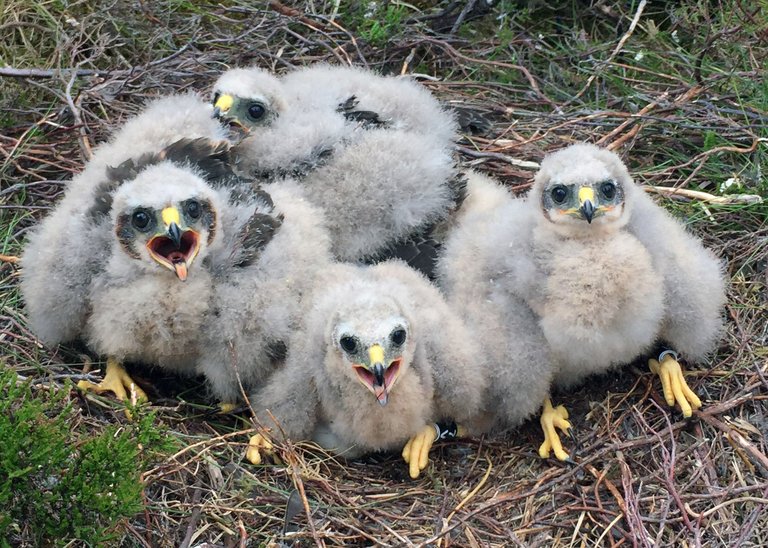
[538,398,572,461]
[649,351,702,417]
[402,422,467,479]
[246,432,277,465]
[77,357,147,416]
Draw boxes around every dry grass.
[1,0,767,546]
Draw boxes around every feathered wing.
[627,189,726,361]
[196,182,333,403]
[247,274,340,441]
[249,353,321,442]
[71,94,227,195]
[366,171,468,278]
[437,197,555,432]
[279,64,458,142]
[20,203,111,344]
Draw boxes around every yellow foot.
[402,424,439,479]
[538,398,572,461]
[649,352,702,417]
[219,402,237,414]
[246,433,275,465]
[77,358,147,404]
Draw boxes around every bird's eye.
[186,199,201,219]
[390,329,407,346]
[212,92,220,107]
[247,102,266,121]
[600,181,617,200]
[339,336,357,354]
[131,210,151,231]
[550,185,568,204]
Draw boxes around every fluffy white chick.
[25,137,331,411]
[440,143,725,461]
[246,260,486,479]
[211,64,464,269]
[21,94,226,345]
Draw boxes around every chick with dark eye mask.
[246,260,487,480]
[437,142,725,464]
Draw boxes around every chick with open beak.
[342,328,407,406]
[145,205,202,281]
[114,177,215,284]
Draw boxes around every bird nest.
[1,1,766,546]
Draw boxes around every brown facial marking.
[200,200,217,246]
[116,213,141,259]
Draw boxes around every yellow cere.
[215,94,234,112]
[368,344,385,365]
[161,206,181,227]
[578,186,595,205]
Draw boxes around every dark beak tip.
[168,223,183,248]
[373,363,386,387]
[581,201,596,223]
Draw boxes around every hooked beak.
[353,344,403,406]
[578,186,596,224]
[146,206,201,281]
[167,222,182,249]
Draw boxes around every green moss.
[340,1,412,47]
[0,366,172,546]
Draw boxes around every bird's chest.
[531,232,664,360]
[321,372,431,453]
[88,274,212,367]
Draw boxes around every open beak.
[578,186,596,224]
[146,207,201,281]
[353,344,402,406]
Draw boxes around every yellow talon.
[538,398,571,461]
[77,357,147,418]
[219,402,237,414]
[246,433,274,465]
[402,424,440,479]
[649,353,702,417]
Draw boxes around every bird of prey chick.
[23,138,331,411]
[440,143,725,460]
[245,260,486,479]
[211,64,464,272]
[21,94,226,346]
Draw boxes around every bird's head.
[533,143,634,238]
[329,295,413,407]
[211,67,286,133]
[111,163,220,280]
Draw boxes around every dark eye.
[390,329,406,346]
[247,102,266,121]
[131,210,151,231]
[550,185,568,204]
[211,92,220,107]
[600,181,617,200]
[186,199,201,219]
[339,336,357,354]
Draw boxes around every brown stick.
[269,1,327,32]
[696,412,768,476]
